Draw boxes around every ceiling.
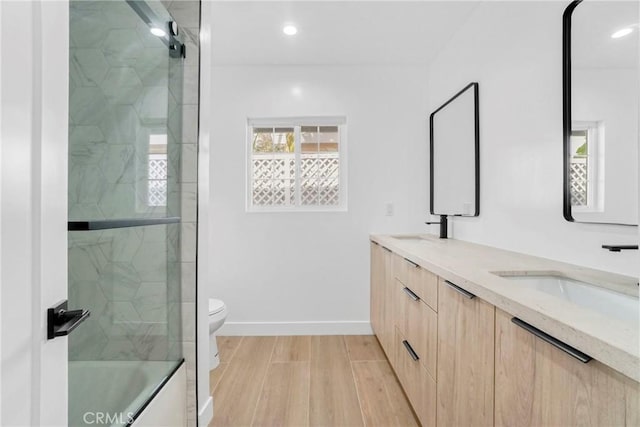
[210,1,479,65]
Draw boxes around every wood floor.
[209,335,419,427]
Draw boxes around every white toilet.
[208,298,228,369]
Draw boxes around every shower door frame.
[0,0,70,425]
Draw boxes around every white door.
[1,1,70,426]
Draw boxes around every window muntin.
[248,118,346,211]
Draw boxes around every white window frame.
[571,120,605,214]
[246,116,348,213]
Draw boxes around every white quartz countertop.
[370,233,639,382]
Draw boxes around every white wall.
[208,2,638,336]
[572,68,638,225]
[426,1,638,277]
[210,65,429,334]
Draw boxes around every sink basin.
[494,273,639,323]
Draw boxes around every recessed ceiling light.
[611,27,633,39]
[283,25,298,36]
[150,27,166,37]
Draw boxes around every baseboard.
[198,396,213,427]
[219,321,373,336]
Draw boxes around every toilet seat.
[209,298,226,315]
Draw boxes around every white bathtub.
[69,360,184,427]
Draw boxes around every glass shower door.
[67,1,184,425]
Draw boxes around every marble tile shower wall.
[68,225,182,361]
[68,0,185,360]
[67,1,200,424]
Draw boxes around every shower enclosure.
[67,1,185,425]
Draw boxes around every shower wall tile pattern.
[69,1,182,359]
[69,0,200,424]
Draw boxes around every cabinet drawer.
[394,255,438,311]
[395,327,437,427]
[394,281,437,379]
[495,308,640,427]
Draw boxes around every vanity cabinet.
[369,240,639,427]
[369,242,394,359]
[495,308,640,426]
[436,279,495,427]
[371,244,495,427]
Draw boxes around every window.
[148,134,168,207]
[570,121,604,212]
[247,117,347,211]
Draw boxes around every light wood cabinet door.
[495,308,640,426]
[379,247,395,359]
[370,243,398,362]
[437,279,495,427]
[369,242,384,338]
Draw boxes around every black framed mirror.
[563,0,639,226]
[430,82,480,218]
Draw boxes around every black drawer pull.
[511,317,592,363]
[402,340,420,361]
[402,287,420,302]
[444,280,475,299]
[404,258,419,268]
[382,246,392,253]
